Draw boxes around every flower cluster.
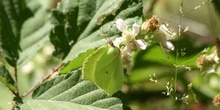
[196,46,220,70]
[141,16,176,51]
[113,16,176,64]
[113,18,147,64]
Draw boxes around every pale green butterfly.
[82,41,124,95]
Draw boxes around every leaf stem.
[14,66,20,96]
[21,63,63,97]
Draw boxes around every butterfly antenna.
[100,24,114,43]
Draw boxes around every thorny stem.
[21,63,63,97]
[14,66,20,96]
[11,103,16,110]
[11,66,20,110]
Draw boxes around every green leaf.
[140,45,176,65]
[28,70,122,110]
[60,48,96,74]
[21,100,112,110]
[0,0,32,66]
[49,0,143,62]
[17,3,53,67]
[82,44,124,95]
[128,66,174,83]
[129,44,199,83]
[135,44,198,69]
[0,63,16,93]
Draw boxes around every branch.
[14,66,19,96]
[21,63,63,97]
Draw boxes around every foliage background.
[0,0,220,110]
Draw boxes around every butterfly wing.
[82,45,124,95]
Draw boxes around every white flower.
[114,18,147,50]
[113,18,147,63]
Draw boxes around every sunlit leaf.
[21,100,112,110]
[60,48,96,74]
[0,63,16,93]
[29,70,123,110]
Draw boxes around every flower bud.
[141,16,160,33]
[213,93,220,107]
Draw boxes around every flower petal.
[113,37,122,48]
[122,46,132,60]
[116,19,127,32]
[159,24,169,33]
[136,39,147,50]
[165,41,174,51]
[132,23,140,36]
[159,24,176,40]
